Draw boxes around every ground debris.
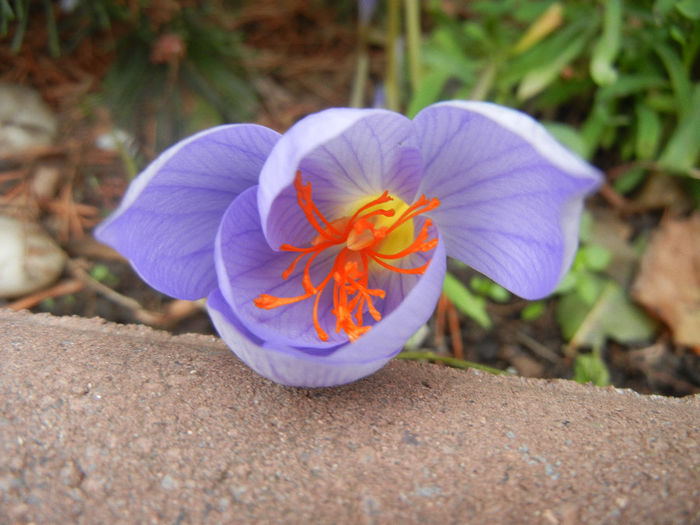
[633,213,700,349]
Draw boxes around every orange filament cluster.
[254,171,440,342]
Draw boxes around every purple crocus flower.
[95,102,601,387]
[358,0,379,25]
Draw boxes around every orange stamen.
[254,171,440,342]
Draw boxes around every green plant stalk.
[112,131,138,181]
[404,0,422,95]
[590,0,622,86]
[44,0,60,58]
[0,0,16,36]
[396,351,509,375]
[350,22,370,108]
[385,0,400,112]
[10,0,28,53]
[469,61,498,101]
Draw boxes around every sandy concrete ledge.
[0,309,698,524]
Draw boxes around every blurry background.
[0,0,698,395]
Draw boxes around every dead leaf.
[630,173,693,214]
[632,214,700,347]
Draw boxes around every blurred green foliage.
[573,350,611,386]
[403,2,688,381]
[411,0,699,188]
[442,271,492,329]
[101,2,255,151]
[1,0,256,150]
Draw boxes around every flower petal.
[207,288,393,388]
[207,229,445,388]
[329,228,445,363]
[414,101,602,299]
[95,124,280,300]
[257,108,423,250]
[215,186,345,348]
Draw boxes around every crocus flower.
[95,102,602,387]
[358,0,379,25]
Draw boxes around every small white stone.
[0,83,57,154]
[0,215,66,298]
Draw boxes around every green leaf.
[575,270,606,306]
[517,30,589,100]
[580,244,612,272]
[521,301,546,321]
[486,283,511,303]
[469,276,511,302]
[590,0,622,86]
[443,272,492,329]
[653,42,692,113]
[658,85,700,174]
[654,0,677,17]
[555,271,578,295]
[597,75,668,102]
[543,122,589,159]
[676,0,700,19]
[424,26,477,84]
[579,211,594,243]
[503,19,592,87]
[613,165,647,194]
[90,264,118,286]
[579,100,610,159]
[556,292,590,341]
[573,352,611,386]
[561,281,656,349]
[635,104,662,160]
[407,69,450,118]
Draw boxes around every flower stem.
[385,0,400,111]
[396,351,510,375]
[350,16,370,107]
[404,0,422,94]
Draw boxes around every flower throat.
[254,172,440,342]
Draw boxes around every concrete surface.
[1,309,698,524]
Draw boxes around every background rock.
[0,216,66,298]
[0,83,57,155]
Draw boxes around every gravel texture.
[1,309,698,524]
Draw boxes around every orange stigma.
[253,171,440,342]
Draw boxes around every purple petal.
[207,231,446,388]
[257,108,423,250]
[331,227,445,363]
[207,288,392,388]
[215,186,346,349]
[358,0,378,25]
[95,124,280,300]
[414,101,602,299]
